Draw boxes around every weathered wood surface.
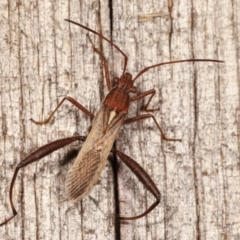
[0,0,239,239]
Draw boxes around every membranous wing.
[66,147,101,201]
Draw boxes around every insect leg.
[87,35,111,91]
[31,96,94,125]
[124,114,181,142]
[130,89,159,111]
[0,136,85,226]
[113,149,160,220]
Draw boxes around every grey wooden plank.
[0,0,239,240]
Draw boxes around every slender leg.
[130,89,159,112]
[31,96,94,125]
[0,136,85,226]
[113,149,160,220]
[124,114,181,142]
[87,35,112,91]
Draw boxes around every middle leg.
[124,114,181,142]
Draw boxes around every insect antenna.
[132,59,223,82]
[64,19,128,76]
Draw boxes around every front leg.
[130,89,159,112]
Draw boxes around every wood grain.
[0,0,239,239]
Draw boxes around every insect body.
[0,19,223,226]
[67,80,131,201]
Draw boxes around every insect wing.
[66,104,125,201]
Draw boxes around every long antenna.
[133,59,224,82]
[64,19,128,75]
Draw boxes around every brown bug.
[0,19,223,226]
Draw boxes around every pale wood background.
[0,0,239,240]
